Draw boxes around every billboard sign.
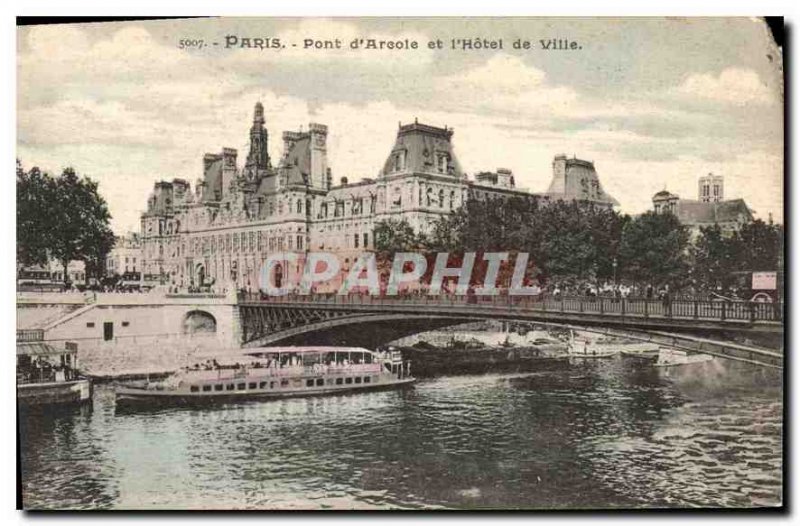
[752,271,777,290]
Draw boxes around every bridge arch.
[238,305,782,369]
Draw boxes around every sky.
[17,17,784,234]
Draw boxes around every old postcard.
[16,17,784,510]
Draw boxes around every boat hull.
[620,349,660,364]
[654,349,715,367]
[569,351,618,359]
[17,379,92,407]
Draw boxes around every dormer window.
[437,154,448,173]
[393,150,406,172]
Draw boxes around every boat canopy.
[16,342,76,357]
[244,346,375,356]
[186,346,379,366]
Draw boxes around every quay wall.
[18,292,243,377]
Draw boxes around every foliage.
[732,219,784,272]
[427,198,630,286]
[373,218,426,253]
[16,162,116,284]
[17,160,55,267]
[618,211,690,289]
[689,219,784,295]
[689,225,739,293]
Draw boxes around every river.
[18,357,782,510]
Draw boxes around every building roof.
[653,189,676,199]
[278,132,312,186]
[17,341,75,357]
[675,198,753,225]
[381,121,464,178]
[202,154,223,203]
[545,155,619,206]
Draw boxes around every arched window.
[438,189,445,208]
[183,310,217,334]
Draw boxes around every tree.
[427,210,467,252]
[732,219,784,272]
[17,161,56,268]
[618,211,690,289]
[17,163,116,285]
[427,197,632,288]
[51,167,116,285]
[690,225,738,294]
[373,218,425,253]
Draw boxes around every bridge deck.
[239,293,783,326]
[237,294,784,369]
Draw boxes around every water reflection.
[18,358,782,509]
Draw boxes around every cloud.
[434,54,578,116]
[19,25,195,83]
[674,68,777,106]
[16,20,783,232]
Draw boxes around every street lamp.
[612,257,618,288]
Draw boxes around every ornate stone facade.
[140,103,618,290]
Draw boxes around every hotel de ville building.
[139,103,618,291]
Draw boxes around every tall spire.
[245,102,270,173]
[253,102,265,127]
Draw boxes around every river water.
[19,357,783,510]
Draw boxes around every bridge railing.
[237,292,783,323]
[17,329,45,342]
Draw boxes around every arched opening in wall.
[274,263,283,289]
[183,310,217,334]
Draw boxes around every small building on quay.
[139,102,620,291]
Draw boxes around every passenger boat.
[17,340,92,407]
[114,346,414,406]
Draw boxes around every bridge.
[237,294,784,369]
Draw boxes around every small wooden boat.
[568,342,619,359]
[567,332,621,359]
[114,346,414,407]
[619,346,661,364]
[653,348,714,367]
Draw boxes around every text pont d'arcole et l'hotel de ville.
[177,35,583,51]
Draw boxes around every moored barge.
[17,339,92,407]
